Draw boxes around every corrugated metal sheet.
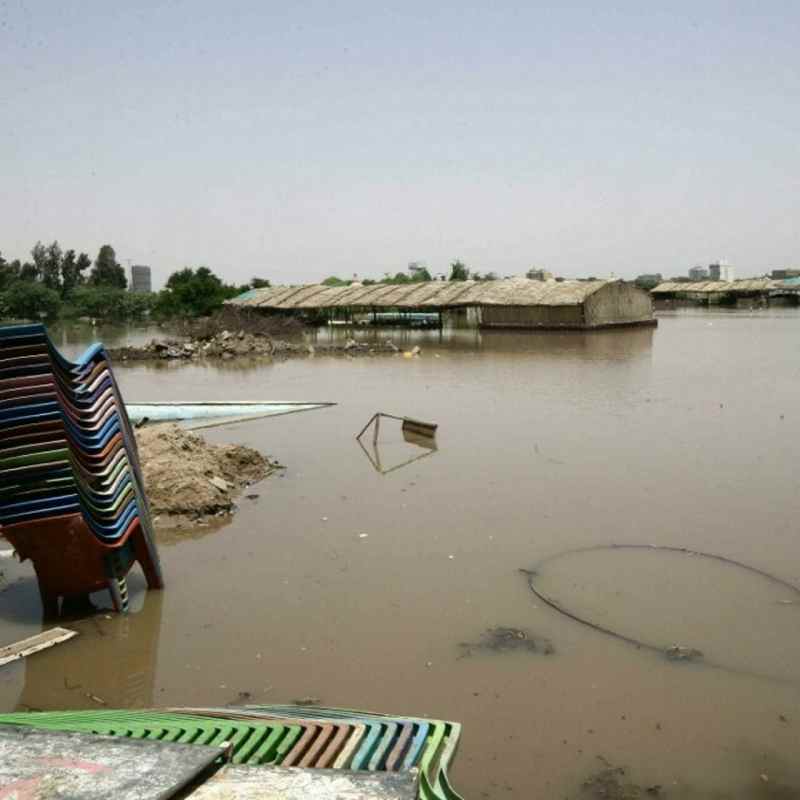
[652,279,775,294]
[227,279,612,310]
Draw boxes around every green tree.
[90,244,127,289]
[60,250,78,296]
[41,241,63,292]
[251,277,271,288]
[321,276,348,286]
[1,282,61,319]
[155,266,232,317]
[67,285,156,321]
[449,260,469,281]
[61,250,92,296]
[30,242,46,274]
[0,253,20,291]
[19,263,38,281]
[410,267,432,282]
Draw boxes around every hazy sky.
[2,1,798,287]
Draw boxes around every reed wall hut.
[227,279,656,330]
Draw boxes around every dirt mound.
[134,424,279,525]
[180,306,307,339]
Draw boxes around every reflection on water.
[356,415,438,475]
[35,321,168,359]
[9,585,164,712]
[312,323,656,361]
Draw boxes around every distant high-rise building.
[689,266,709,280]
[130,264,152,294]
[708,261,735,282]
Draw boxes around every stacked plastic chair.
[0,706,463,800]
[0,323,163,614]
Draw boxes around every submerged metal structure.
[228,279,656,330]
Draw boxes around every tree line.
[0,241,270,321]
[322,260,503,287]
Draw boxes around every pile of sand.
[134,424,278,524]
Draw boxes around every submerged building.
[651,279,777,305]
[227,278,656,330]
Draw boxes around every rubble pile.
[109,331,406,362]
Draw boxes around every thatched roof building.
[227,279,656,330]
[651,279,775,295]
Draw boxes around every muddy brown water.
[2,309,800,798]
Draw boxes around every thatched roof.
[652,279,775,294]
[228,279,615,310]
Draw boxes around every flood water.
[2,308,800,798]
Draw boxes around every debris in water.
[293,696,321,706]
[664,645,703,662]
[582,762,642,800]
[458,626,555,658]
[0,627,77,667]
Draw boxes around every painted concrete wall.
[583,283,653,327]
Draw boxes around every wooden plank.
[186,765,418,800]
[0,724,223,799]
[0,627,77,667]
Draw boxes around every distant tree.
[76,252,92,277]
[0,253,20,291]
[61,250,92,296]
[1,282,61,319]
[45,241,64,291]
[321,276,348,286]
[60,250,77,295]
[67,285,155,321]
[89,245,127,289]
[410,266,432,282]
[155,266,234,318]
[251,277,271,289]
[483,271,498,281]
[19,262,39,282]
[449,260,469,281]
[30,242,47,282]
